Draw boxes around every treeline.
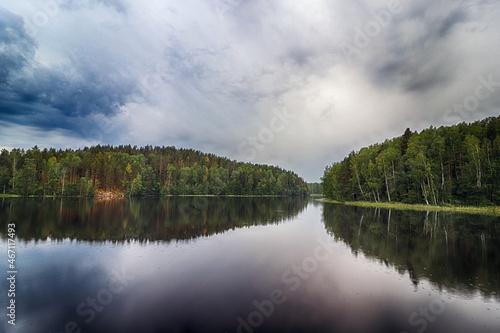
[0,145,308,197]
[321,116,500,205]
[307,182,322,195]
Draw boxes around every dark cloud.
[0,7,35,83]
[0,7,136,140]
[437,9,468,37]
[368,2,472,93]
[286,48,313,66]
[405,74,447,93]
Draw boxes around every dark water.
[1,197,499,333]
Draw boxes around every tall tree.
[464,134,482,188]
[322,116,500,206]
[16,158,37,196]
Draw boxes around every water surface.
[1,198,499,333]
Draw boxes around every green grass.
[0,193,21,198]
[318,198,500,216]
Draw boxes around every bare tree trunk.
[384,167,391,202]
[441,159,445,190]
[427,175,437,205]
[391,161,396,188]
[61,170,66,196]
[355,168,365,198]
[11,156,17,190]
[421,182,429,205]
[477,162,482,187]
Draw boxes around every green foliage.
[307,182,322,195]
[15,158,38,196]
[321,116,500,206]
[0,145,308,197]
[129,174,145,196]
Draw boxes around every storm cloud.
[1,0,499,180]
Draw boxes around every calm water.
[1,197,499,333]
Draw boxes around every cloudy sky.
[1,0,499,181]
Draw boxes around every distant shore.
[318,198,500,216]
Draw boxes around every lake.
[1,197,499,333]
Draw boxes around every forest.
[0,145,308,197]
[321,116,500,206]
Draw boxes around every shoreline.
[318,198,500,216]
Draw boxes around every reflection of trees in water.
[322,203,500,300]
[0,197,308,242]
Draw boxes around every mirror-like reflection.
[0,197,308,242]
[0,199,499,333]
[322,203,500,300]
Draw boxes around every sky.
[1,0,499,182]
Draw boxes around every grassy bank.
[319,198,500,216]
[0,194,21,198]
